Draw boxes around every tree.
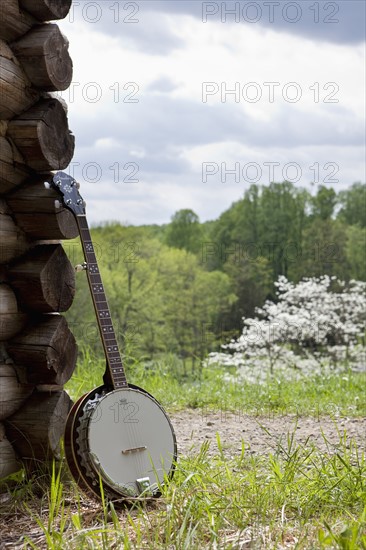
[165,209,204,254]
[223,255,272,332]
[337,183,366,227]
[295,219,349,280]
[258,182,310,280]
[208,276,366,376]
[311,185,337,220]
[157,247,237,374]
[345,225,366,281]
[65,225,238,372]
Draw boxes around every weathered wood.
[0,423,20,478]
[0,136,31,195]
[7,98,75,171]
[0,199,29,263]
[0,363,34,420]
[9,244,75,312]
[0,0,35,43]
[0,284,27,341]
[6,176,78,239]
[7,314,78,385]
[19,0,72,21]
[0,40,39,120]
[12,24,73,91]
[5,390,72,462]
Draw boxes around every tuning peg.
[75,262,87,272]
[75,181,81,189]
[44,181,51,189]
[54,199,61,209]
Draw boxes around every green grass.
[1,429,365,549]
[65,350,366,418]
[1,351,364,548]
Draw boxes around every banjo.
[50,171,177,501]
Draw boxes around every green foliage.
[311,185,337,220]
[165,208,204,254]
[206,181,365,331]
[338,182,366,228]
[65,181,365,363]
[292,218,350,280]
[346,225,366,280]
[65,225,236,371]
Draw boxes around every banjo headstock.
[50,171,85,216]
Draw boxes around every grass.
[65,349,366,418]
[0,428,365,549]
[0,351,365,548]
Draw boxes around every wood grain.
[19,0,72,21]
[0,199,29,263]
[5,390,73,462]
[0,40,39,120]
[0,364,34,421]
[9,243,75,312]
[6,176,79,239]
[0,422,20,478]
[0,136,31,195]
[0,0,35,43]
[7,97,75,171]
[0,284,27,341]
[7,314,78,385]
[12,24,73,91]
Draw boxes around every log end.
[7,98,75,171]
[0,202,29,264]
[0,424,20,479]
[12,24,73,92]
[9,243,76,312]
[5,390,73,462]
[19,0,73,22]
[0,137,31,196]
[0,285,27,340]
[7,314,78,385]
[0,364,34,421]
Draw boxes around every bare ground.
[170,409,366,457]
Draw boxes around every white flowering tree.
[208,276,366,378]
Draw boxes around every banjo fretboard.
[76,215,128,389]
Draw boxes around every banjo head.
[69,385,177,499]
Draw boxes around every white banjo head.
[83,387,176,497]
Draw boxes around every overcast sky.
[58,1,365,226]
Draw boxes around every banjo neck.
[49,171,128,390]
[75,214,128,390]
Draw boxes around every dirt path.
[170,409,366,458]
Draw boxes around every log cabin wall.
[0,0,78,477]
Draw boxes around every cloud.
[66,4,186,55]
[57,2,364,225]
[144,1,365,44]
[147,77,181,94]
[64,1,365,61]
[69,92,363,156]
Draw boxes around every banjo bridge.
[122,446,147,455]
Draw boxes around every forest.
[65,181,366,375]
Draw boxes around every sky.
[57,1,366,226]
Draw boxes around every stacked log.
[0,0,78,479]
